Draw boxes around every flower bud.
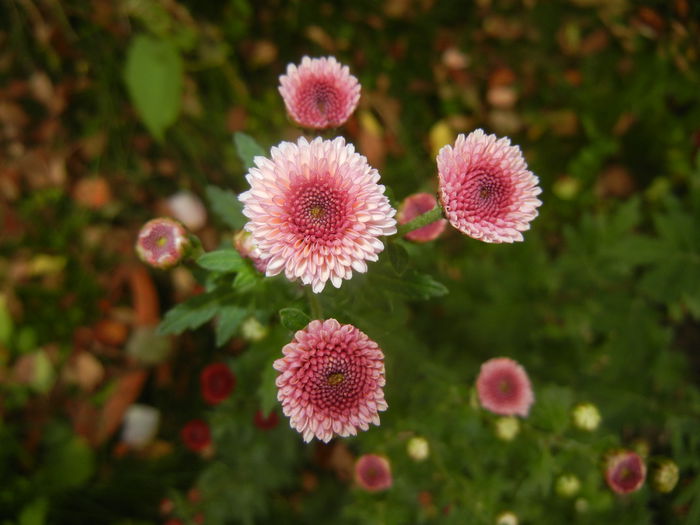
[571,402,601,431]
[234,230,268,273]
[136,218,191,269]
[406,436,430,461]
[555,474,581,498]
[495,511,518,525]
[494,417,520,441]
[651,459,679,493]
[241,317,268,342]
[604,449,646,495]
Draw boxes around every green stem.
[306,287,323,319]
[397,204,444,236]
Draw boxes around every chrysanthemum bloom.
[136,218,190,269]
[437,129,542,243]
[253,409,280,431]
[279,56,360,129]
[397,192,447,243]
[200,363,236,405]
[273,319,387,442]
[239,137,396,293]
[180,419,211,452]
[476,357,534,417]
[233,230,267,273]
[605,450,647,494]
[355,454,392,492]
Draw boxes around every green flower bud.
[495,511,518,525]
[555,474,581,498]
[494,417,520,441]
[651,459,679,493]
[571,402,601,431]
[406,436,430,462]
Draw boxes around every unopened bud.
[495,511,518,525]
[651,459,679,493]
[494,417,520,441]
[406,436,430,461]
[572,402,601,431]
[555,474,581,498]
[241,317,268,342]
[136,218,191,269]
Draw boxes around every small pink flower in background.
[273,319,387,443]
[181,419,211,452]
[437,129,542,243]
[355,454,393,492]
[234,230,267,273]
[166,191,207,231]
[239,137,396,293]
[605,450,647,494]
[200,363,236,405]
[397,192,447,243]
[279,56,360,129]
[136,218,190,269]
[476,357,534,417]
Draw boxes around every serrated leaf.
[234,132,266,170]
[124,35,182,140]
[205,185,246,229]
[198,250,245,273]
[215,305,247,347]
[258,362,278,416]
[387,241,409,275]
[157,291,227,335]
[279,308,311,332]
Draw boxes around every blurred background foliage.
[1,0,700,524]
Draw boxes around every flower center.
[288,180,350,245]
[327,372,345,386]
[310,205,325,219]
[498,379,511,393]
[156,235,168,247]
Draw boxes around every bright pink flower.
[279,56,360,129]
[273,319,387,443]
[136,218,190,269]
[233,230,267,273]
[200,363,236,405]
[605,450,647,495]
[239,137,396,293]
[437,129,542,243]
[476,357,534,417]
[355,454,392,492]
[397,192,447,243]
[181,419,211,452]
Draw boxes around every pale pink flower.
[605,450,647,495]
[279,56,360,129]
[397,192,447,243]
[239,137,396,293]
[233,230,267,273]
[437,129,542,243]
[136,218,190,269]
[476,357,534,417]
[355,454,393,492]
[273,319,387,443]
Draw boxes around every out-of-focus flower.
[273,319,387,442]
[651,459,679,493]
[555,474,581,498]
[572,402,601,431]
[279,56,360,129]
[397,193,447,243]
[494,416,520,441]
[437,129,542,243]
[355,454,392,492]
[406,436,430,461]
[604,450,646,495]
[121,404,160,449]
[166,191,207,231]
[253,409,280,430]
[136,218,190,269]
[476,357,534,417]
[234,230,267,273]
[239,137,396,293]
[181,419,212,452]
[200,363,236,405]
[495,510,518,525]
[241,317,268,342]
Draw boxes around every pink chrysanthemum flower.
[273,319,387,443]
[355,454,393,492]
[476,357,534,417]
[136,218,190,269]
[239,137,396,293]
[605,450,647,495]
[437,129,542,243]
[397,192,447,243]
[279,56,361,129]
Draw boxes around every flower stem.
[396,204,444,236]
[306,286,323,319]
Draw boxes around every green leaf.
[205,185,246,229]
[124,35,183,140]
[387,241,409,275]
[233,264,258,292]
[279,308,311,332]
[370,269,448,300]
[43,436,95,491]
[258,362,278,416]
[215,305,247,347]
[19,498,48,525]
[157,291,228,335]
[198,250,245,273]
[234,132,266,170]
